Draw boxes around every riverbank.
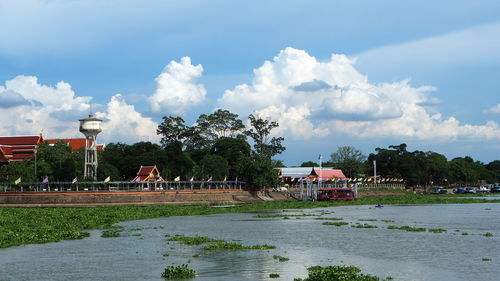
[1,191,499,249]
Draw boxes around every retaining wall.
[0,190,253,206]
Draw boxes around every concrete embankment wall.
[0,190,264,206]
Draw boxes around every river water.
[1,203,499,281]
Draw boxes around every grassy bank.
[0,192,498,249]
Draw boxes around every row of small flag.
[13,176,107,185]
[290,177,404,183]
[13,176,236,184]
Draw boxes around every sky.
[0,0,499,166]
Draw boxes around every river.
[1,203,499,280]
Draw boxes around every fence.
[0,180,244,193]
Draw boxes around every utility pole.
[373,160,377,188]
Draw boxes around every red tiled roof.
[310,168,346,181]
[132,165,164,182]
[0,135,44,162]
[45,138,104,152]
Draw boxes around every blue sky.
[0,0,499,165]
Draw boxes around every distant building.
[0,135,44,163]
[45,138,104,152]
[132,165,164,182]
[278,167,347,182]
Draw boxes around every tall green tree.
[330,146,367,178]
[157,116,190,148]
[245,114,285,158]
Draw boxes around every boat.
[317,188,354,201]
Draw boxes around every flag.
[298,177,303,182]
[358,177,363,182]
[72,177,78,184]
[42,177,49,184]
[348,178,352,182]
[104,176,110,183]
[223,176,227,183]
[207,176,212,182]
[381,178,386,182]
[353,178,357,182]
[367,178,372,182]
[235,177,238,184]
[14,177,21,185]
[174,176,180,182]
[134,177,141,182]
[156,177,163,182]
[291,178,295,182]
[189,177,194,182]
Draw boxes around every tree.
[196,109,245,140]
[300,161,318,167]
[210,137,251,177]
[194,154,229,180]
[36,142,77,181]
[157,116,190,148]
[245,114,285,158]
[330,146,367,178]
[237,154,280,189]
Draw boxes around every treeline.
[301,144,500,186]
[0,110,285,188]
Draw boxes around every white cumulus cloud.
[148,57,206,115]
[97,94,160,143]
[484,104,500,114]
[0,76,159,144]
[218,47,500,141]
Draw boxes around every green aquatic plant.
[203,241,276,251]
[461,232,469,235]
[293,265,391,281]
[273,255,289,262]
[2,190,500,249]
[322,222,349,226]
[253,214,317,218]
[381,220,395,223]
[358,219,377,222]
[163,252,169,257]
[482,258,492,261]
[387,225,426,232]
[161,264,195,279]
[352,224,378,229]
[428,228,446,233]
[166,234,224,245]
[483,232,494,237]
[269,273,280,278]
[315,217,343,221]
[101,229,122,238]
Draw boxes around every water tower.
[79,114,102,180]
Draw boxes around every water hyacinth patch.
[203,241,276,251]
[166,234,225,245]
[293,265,392,281]
[161,264,195,279]
[315,217,343,221]
[273,255,290,262]
[322,222,349,226]
[269,273,280,278]
[428,228,447,233]
[352,223,378,229]
[387,225,426,232]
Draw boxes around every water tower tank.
[79,115,102,137]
